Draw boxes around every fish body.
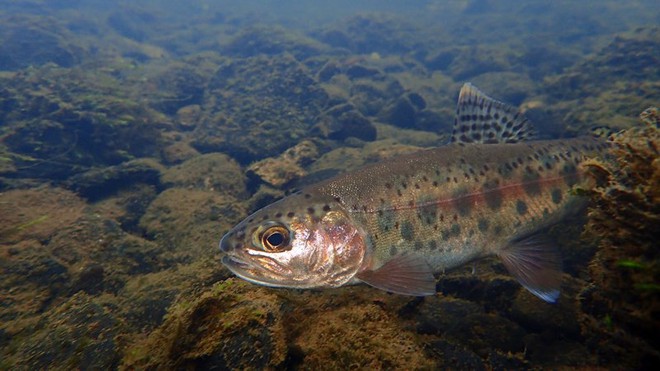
[220,84,609,301]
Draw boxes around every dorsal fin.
[451,83,534,145]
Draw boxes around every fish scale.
[313,136,607,271]
[219,83,611,302]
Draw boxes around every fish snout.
[219,234,234,253]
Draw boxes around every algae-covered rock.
[118,259,229,332]
[293,297,436,369]
[0,187,85,245]
[579,107,660,368]
[65,158,163,201]
[0,15,86,70]
[161,153,247,198]
[160,140,200,165]
[223,25,329,60]
[2,292,121,370]
[545,27,660,134]
[192,54,328,163]
[122,279,289,370]
[139,188,246,261]
[316,14,424,55]
[313,103,377,141]
[0,65,165,180]
[247,140,319,188]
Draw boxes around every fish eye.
[260,226,290,252]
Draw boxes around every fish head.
[219,193,367,289]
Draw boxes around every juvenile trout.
[219,84,609,302]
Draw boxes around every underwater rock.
[415,296,526,355]
[118,259,229,332]
[160,140,200,165]
[192,54,328,163]
[381,95,418,129]
[316,15,421,55]
[291,293,436,369]
[139,188,246,261]
[1,66,165,180]
[415,108,453,133]
[317,60,342,82]
[175,104,202,131]
[161,152,247,199]
[122,279,289,370]
[65,159,163,201]
[312,103,377,142]
[468,72,535,106]
[247,140,319,188]
[0,15,85,70]
[0,187,85,245]
[3,292,121,370]
[509,281,582,338]
[223,25,328,61]
[107,8,157,42]
[47,212,164,279]
[149,64,209,115]
[545,27,660,133]
[578,107,660,368]
[441,45,513,81]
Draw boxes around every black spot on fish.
[564,174,578,187]
[414,241,424,250]
[419,204,437,225]
[516,200,528,215]
[323,205,331,212]
[551,188,563,204]
[477,218,489,232]
[378,209,395,231]
[428,240,438,250]
[389,246,398,256]
[453,187,472,216]
[451,223,461,236]
[304,193,312,199]
[522,172,541,196]
[483,180,503,210]
[287,212,295,218]
[562,163,576,175]
[401,221,415,241]
[307,207,315,215]
[275,212,282,218]
[441,229,450,241]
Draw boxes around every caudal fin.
[497,234,562,302]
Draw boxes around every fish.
[219,83,609,302]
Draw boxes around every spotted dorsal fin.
[451,83,534,145]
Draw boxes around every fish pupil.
[267,232,284,247]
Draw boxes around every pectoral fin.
[498,234,562,303]
[356,254,436,296]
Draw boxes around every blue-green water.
[0,1,658,369]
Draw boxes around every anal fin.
[498,234,562,303]
[356,254,436,296]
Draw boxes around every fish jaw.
[219,194,369,289]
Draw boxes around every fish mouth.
[221,255,251,270]
[221,253,288,287]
